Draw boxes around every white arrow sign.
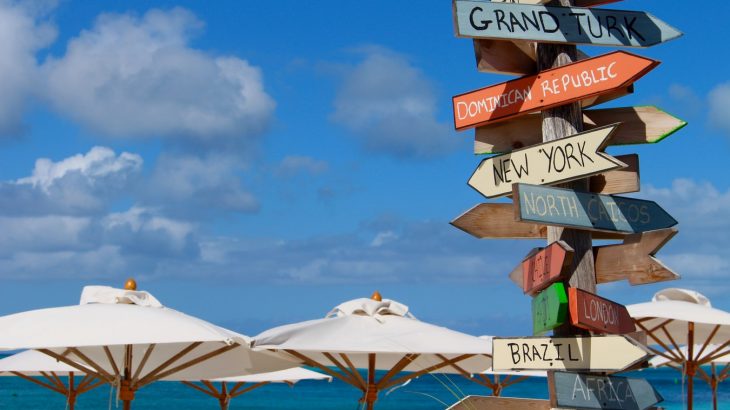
[469,123,626,198]
[492,335,649,371]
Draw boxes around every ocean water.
[0,368,726,409]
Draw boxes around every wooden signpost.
[554,371,663,410]
[451,203,625,240]
[492,335,649,371]
[452,51,658,130]
[468,124,625,198]
[568,287,635,334]
[533,283,568,335]
[513,183,678,234]
[594,227,679,285]
[474,106,687,154]
[454,2,682,48]
[522,241,572,296]
[447,395,550,410]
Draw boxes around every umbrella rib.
[700,341,730,365]
[339,353,366,390]
[77,378,106,394]
[103,346,120,376]
[131,343,156,385]
[67,347,115,381]
[502,375,528,388]
[323,352,360,386]
[76,374,94,391]
[283,349,357,388]
[695,324,721,361]
[134,341,202,387]
[648,318,674,333]
[11,371,66,395]
[48,371,66,390]
[229,381,269,398]
[377,353,420,389]
[381,354,475,390]
[228,382,246,396]
[633,321,683,363]
[660,325,686,362]
[202,380,221,396]
[37,349,112,383]
[433,353,490,389]
[697,366,712,384]
[718,363,730,381]
[182,381,219,398]
[139,342,239,387]
[476,374,497,390]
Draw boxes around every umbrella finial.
[371,291,382,302]
[124,278,137,291]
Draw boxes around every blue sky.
[0,0,727,338]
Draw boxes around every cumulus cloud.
[330,47,457,158]
[42,7,274,143]
[102,206,198,257]
[0,2,55,136]
[0,146,141,216]
[708,82,730,136]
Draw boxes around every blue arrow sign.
[554,372,663,410]
[513,183,677,234]
[454,1,682,48]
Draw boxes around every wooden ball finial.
[371,291,382,302]
[124,278,137,291]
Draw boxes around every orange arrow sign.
[593,228,679,285]
[452,51,658,130]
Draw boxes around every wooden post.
[68,372,76,410]
[537,0,596,406]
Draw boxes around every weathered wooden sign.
[454,2,682,48]
[492,335,648,371]
[472,39,590,75]
[594,227,679,285]
[451,203,625,240]
[513,183,678,234]
[469,124,625,198]
[489,0,620,6]
[587,154,639,195]
[522,241,573,296]
[568,287,635,334]
[452,51,658,130]
[554,371,663,410]
[533,283,568,335]
[447,395,550,410]
[474,106,687,155]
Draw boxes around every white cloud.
[330,47,457,158]
[42,7,274,141]
[0,2,55,136]
[708,82,730,136]
[102,206,197,256]
[370,230,397,247]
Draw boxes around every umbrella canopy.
[0,284,296,410]
[0,350,104,409]
[253,293,492,409]
[179,367,331,410]
[628,288,730,410]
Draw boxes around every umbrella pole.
[121,345,135,410]
[365,353,377,410]
[218,382,230,410]
[712,363,718,410]
[687,323,695,410]
[68,372,76,410]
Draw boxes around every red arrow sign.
[569,287,636,335]
[522,241,573,296]
[452,51,658,130]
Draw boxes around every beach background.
[0,364,725,409]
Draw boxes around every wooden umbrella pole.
[687,322,695,410]
[122,344,134,410]
[365,353,377,410]
[67,371,76,410]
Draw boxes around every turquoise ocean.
[0,366,726,409]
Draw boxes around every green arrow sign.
[454,2,682,48]
[532,282,567,335]
[513,183,678,234]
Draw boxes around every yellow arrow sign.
[468,124,626,198]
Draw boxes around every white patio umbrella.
[0,281,297,410]
[650,344,730,410]
[179,367,331,410]
[628,288,730,410]
[0,349,104,409]
[253,292,493,409]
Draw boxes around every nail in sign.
[522,241,573,296]
[452,51,658,130]
[568,287,636,334]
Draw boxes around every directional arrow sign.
[594,228,679,285]
[569,287,635,334]
[447,395,550,410]
[554,372,663,410]
[489,0,621,6]
[492,335,649,371]
[472,38,591,75]
[522,241,573,296]
[469,124,625,199]
[453,51,658,130]
[533,283,568,335]
[454,2,682,47]
[513,183,678,234]
[451,203,625,240]
[474,106,687,154]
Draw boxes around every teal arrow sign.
[513,183,677,234]
[532,282,567,335]
[554,372,663,410]
[454,1,682,48]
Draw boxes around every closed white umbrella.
[0,349,104,409]
[0,281,296,410]
[253,292,492,409]
[628,288,730,410]
[179,367,331,410]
